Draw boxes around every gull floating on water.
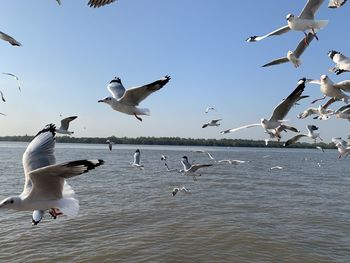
[307,75,350,104]
[98,75,171,122]
[172,187,192,196]
[0,124,104,225]
[328,0,347,8]
[56,0,117,8]
[0,30,21,46]
[246,0,327,42]
[55,116,77,135]
[3,73,21,92]
[284,125,323,146]
[328,50,350,75]
[202,119,222,128]
[262,32,315,68]
[221,78,307,138]
[132,149,144,169]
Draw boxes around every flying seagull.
[246,0,327,42]
[316,146,324,152]
[297,105,334,120]
[202,119,222,128]
[264,124,300,145]
[55,116,77,135]
[56,0,117,8]
[3,73,21,92]
[0,90,6,102]
[328,0,347,8]
[262,32,315,68]
[205,106,215,113]
[132,149,144,169]
[180,156,213,179]
[221,78,307,137]
[328,50,350,75]
[284,125,322,146]
[332,137,350,158]
[172,187,192,196]
[98,75,171,122]
[106,139,115,151]
[0,124,104,225]
[0,31,21,46]
[307,75,350,104]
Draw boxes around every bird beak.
[98,100,103,103]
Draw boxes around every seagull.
[132,149,144,169]
[180,156,213,178]
[205,106,215,113]
[332,137,350,158]
[328,0,347,8]
[246,0,327,42]
[264,124,300,145]
[0,124,104,225]
[221,78,307,137]
[193,150,246,164]
[262,32,315,68]
[202,119,222,128]
[98,75,171,122]
[284,125,323,146]
[172,187,192,196]
[316,146,324,152]
[106,139,115,151]
[0,30,21,46]
[3,73,21,92]
[307,75,350,104]
[56,0,117,8]
[328,50,350,75]
[332,104,350,121]
[161,155,167,161]
[270,166,283,170]
[55,116,77,135]
[0,90,6,102]
[297,104,334,120]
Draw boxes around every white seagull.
[0,124,104,225]
[205,106,215,113]
[284,125,322,146]
[332,137,350,158]
[297,105,334,120]
[172,187,192,196]
[246,0,327,42]
[221,78,307,137]
[55,116,77,135]
[264,124,300,145]
[132,149,144,169]
[328,50,350,75]
[0,30,21,46]
[106,139,115,151]
[307,75,350,104]
[3,73,21,92]
[328,0,347,8]
[262,32,315,68]
[98,75,171,122]
[180,156,213,178]
[56,0,117,8]
[202,119,222,128]
[316,146,324,152]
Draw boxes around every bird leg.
[49,208,63,219]
[311,95,326,104]
[134,113,143,122]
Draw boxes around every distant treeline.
[0,135,336,149]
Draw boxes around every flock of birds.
[1,0,350,226]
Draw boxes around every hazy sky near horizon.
[0,1,349,142]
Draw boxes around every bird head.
[286,13,294,21]
[320,75,328,82]
[98,97,113,104]
[328,50,340,59]
[109,77,122,84]
[0,196,21,209]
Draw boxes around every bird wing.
[307,79,321,85]
[0,90,5,102]
[107,78,125,99]
[328,0,347,8]
[246,25,290,42]
[205,107,215,113]
[333,80,350,92]
[3,73,21,91]
[59,116,77,130]
[87,0,117,8]
[56,0,61,5]
[133,151,141,165]
[119,75,170,106]
[188,164,213,173]
[270,79,306,121]
[27,159,104,200]
[221,123,261,134]
[294,32,315,58]
[332,137,347,146]
[299,0,325,19]
[262,57,289,67]
[284,134,307,147]
[279,124,299,133]
[212,119,222,123]
[336,104,350,113]
[21,124,57,198]
[0,31,21,46]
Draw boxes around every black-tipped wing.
[28,159,104,200]
[119,75,170,106]
[262,57,289,67]
[299,0,325,19]
[270,79,306,121]
[87,0,117,8]
[328,0,347,8]
[246,25,290,42]
[284,134,307,147]
[59,116,77,130]
[0,31,21,46]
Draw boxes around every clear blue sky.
[0,0,349,142]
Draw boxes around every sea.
[0,142,349,263]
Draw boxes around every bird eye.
[10,200,14,204]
